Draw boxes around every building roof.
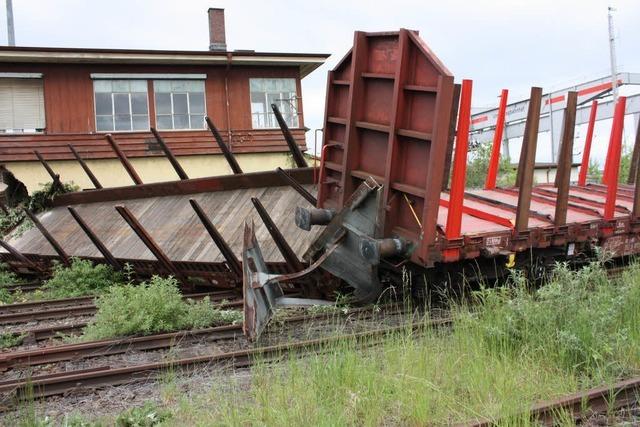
[0,46,330,78]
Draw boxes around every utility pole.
[6,0,15,46]
[608,6,618,102]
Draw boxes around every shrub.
[39,258,123,299]
[27,181,79,214]
[0,332,26,348]
[83,276,242,340]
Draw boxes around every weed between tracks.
[82,276,242,341]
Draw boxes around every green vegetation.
[116,402,171,427]
[37,258,123,300]
[149,259,638,426]
[0,332,26,349]
[465,142,516,188]
[0,264,24,304]
[82,276,242,340]
[27,181,79,214]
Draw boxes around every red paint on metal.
[445,79,473,245]
[578,100,598,186]
[471,115,488,125]
[578,80,622,97]
[485,89,508,190]
[439,198,513,228]
[604,97,626,219]
[545,94,565,105]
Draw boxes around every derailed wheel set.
[2,29,639,340]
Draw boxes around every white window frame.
[153,80,207,131]
[249,78,299,130]
[93,80,150,133]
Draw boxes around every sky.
[1,0,639,164]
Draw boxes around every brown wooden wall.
[0,62,306,161]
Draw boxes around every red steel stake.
[484,89,509,190]
[578,100,598,186]
[444,79,473,259]
[604,96,627,220]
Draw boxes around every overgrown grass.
[157,259,640,426]
[13,259,640,425]
[35,258,124,300]
[82,276,242,340]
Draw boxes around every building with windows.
[0,9,328,191]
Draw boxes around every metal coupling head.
[359,237,409,264]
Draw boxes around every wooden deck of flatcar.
[1,185,321,265]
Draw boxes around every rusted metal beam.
[578,100,598,186]
[205,116,243,174]
[150,127,189,180]
[485,89,509,190]
[515,87,543,232]
[251,197,304,273]
[0,239,44,273]
[51,167,315,207]
[627,116,640,185]
[23,209,70,266]
[276,167,317,205]
[554,91,578,226]
[271,103,308,168]
[105,134,143,185]
[188,198,242,279]
[67,207,121,270]
[34,150,62,188]
[442,84,462,190]
[68,144,102,189]
[115,205,185,281]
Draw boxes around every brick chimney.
[208,8,227,51]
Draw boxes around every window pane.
[130,80,147,92]
[171,80,191,92]
[131,93,148,115]
[96,115,113,131]
[173,93,188,114]
[111,80,130,92]
[132,115,148,131]
[95,93,112,115]
[113,93,130,115]
[189,93,205,114]
[154,80,171,92]
[174,114,189,129]
[189,115,204,129]
[156,115,173,130]
[114,114,131,131]
[93,80,112,93]
[249,79,264,92]
[155,93,171,115]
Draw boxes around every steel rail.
[0,317,451,405]
[0,305,405,371]
[464,376,640,426]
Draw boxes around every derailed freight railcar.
[244,29,639,339]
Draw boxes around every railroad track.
[2,281,41,293]
[0,310,449,407]
[0,291,241,325]
[0,305,408,371]
[464,376,640,426]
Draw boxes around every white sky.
[2,0,639,164]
